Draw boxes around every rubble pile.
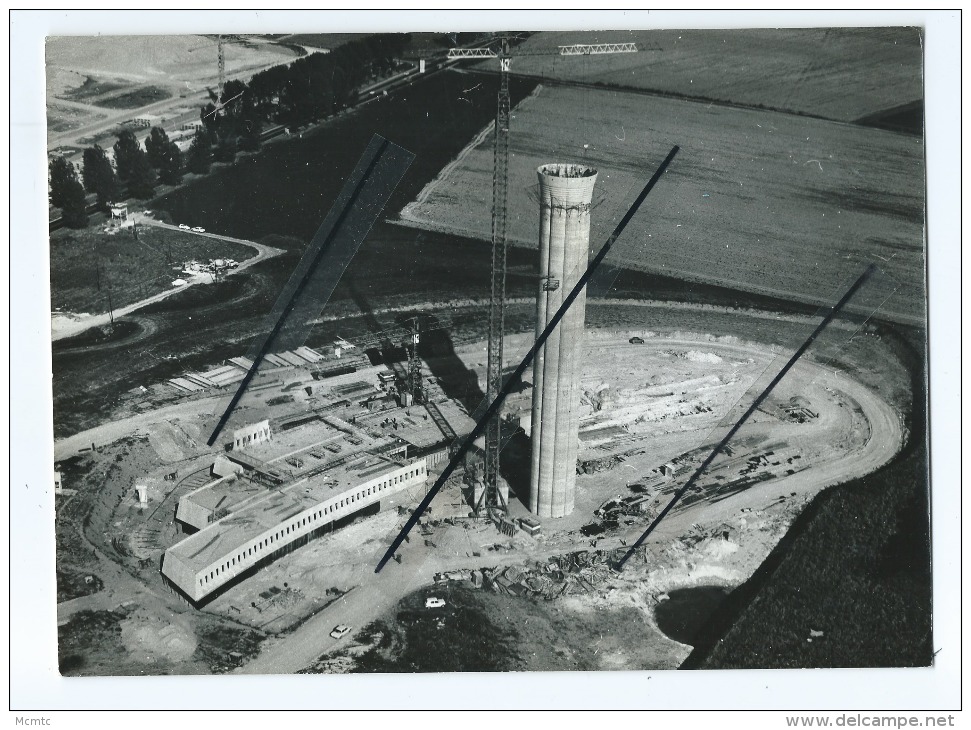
[477,549,627,601]
[252,585,304,613]
[577,454,625,474]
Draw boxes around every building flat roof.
[169,451,411,571]
[181,417,391,514]
[187,476,266,514]
[350,399,475,449]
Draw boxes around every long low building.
[162,455,428,603]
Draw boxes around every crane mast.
[481,38,511,516]
[446,36,640,520]
[217,35,226,93]
[187,34,247,95]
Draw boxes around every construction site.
[49,28,927,677]
[52,206,905,672]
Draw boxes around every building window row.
[198,463,427,588]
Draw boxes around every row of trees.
[48,157,88,228]
[195,34,411,163]
[51,35,413,227]
[49,126,188,228]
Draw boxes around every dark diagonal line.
[208,136,402,446]
[614,263,877,570]
[375,145,681,573]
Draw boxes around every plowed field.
[402,83,925,324]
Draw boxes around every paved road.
[49,91,209,152]
[235,524,567,675]
[233,335,905,675]
[235,540,436,675]
[51,219,283,342]
[50,296,904,674]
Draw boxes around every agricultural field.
[280,33,369,51]
[500,28,923,123]
[95,85,172,110]
[45,35,301,149]
[46,35,299,91]
[281,32,484,59]
[402,82,925,324]
[47,102,105,134]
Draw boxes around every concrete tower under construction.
[529,163,598,518]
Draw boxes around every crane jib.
[444,36,642,519]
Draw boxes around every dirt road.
[51,220,283,342]
[51,320,904,674]
[52,393,224,462]
[233,333,904,674]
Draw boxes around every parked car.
[191,226,206,233]
[178,224,190,230]
[330,624,352,639]
[425,597,446,609]
[142,210,153,216]
[629,336,645,344]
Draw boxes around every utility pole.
[104,266,115,330]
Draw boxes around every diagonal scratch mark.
[613,263,878,571]
[375,145,681,573]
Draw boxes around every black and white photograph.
[9,7,962,715]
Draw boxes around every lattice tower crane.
[187,34,248,94]
[446,36,643,519]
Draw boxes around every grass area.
[49,224,257,314]
[310,580,684,673]
[46,103,105,134]
[343,585,519,673]
[76,124,128,148]
[58,607,237,676]
[96,85,172,110]
[505,28,922,123]
[684,323,930,668]
[404,82,926,324]
[191,623,265,673]
[56,568,103,603]
[58,609,127,676]
[54,454,99,568]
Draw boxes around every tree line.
[50,34,412,228]
[198,33,410,158]
[49,126,186,228]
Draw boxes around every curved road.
[51,219,283,342]
[232,333,904,675]
[51,284,904,674]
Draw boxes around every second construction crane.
[447,36,640,520]
[187,34,248,93]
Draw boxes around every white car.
[330,624,352,640]
[191,226,206,233]
[142,210,153,216]
[178,224,190,230]
[425,597,446,609]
